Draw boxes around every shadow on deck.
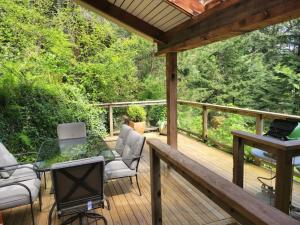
[3,132,300,225]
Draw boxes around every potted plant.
[127,105,147,134]
[157,119,167,135]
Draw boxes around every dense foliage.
[0,0,299,159]
[127,105,146,122]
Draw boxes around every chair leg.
[44,171,47,189]
[135,175,141,196]
[130,177,133,185]
[48,203,56,225]
[106,199,111,210]
[30,200,35,225]
[38,189,42,212]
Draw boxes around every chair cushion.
[0,143,18,178]
[0,178,40,210]
[122,131,145,169]
[115,125,132,155]
[0,164,38,186]
[112,150,121,159]
[105,160,136,180]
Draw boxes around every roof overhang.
[75,0,300,55]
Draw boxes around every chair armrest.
[122,156,143,161]
[0,182,34,203]
[0,164,40,179]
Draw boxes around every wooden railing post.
[166,52,177,149]
[275,151,293,213]
[109,105,113,136]
[232,136,244,187]
[202,106,208,142]
[256,114,264,135]
[150,146,162,225]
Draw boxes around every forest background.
[1,0,300,159]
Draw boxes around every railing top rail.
[232,130,300,152]
[93,99,300,121]
[148,138,300,225]
[93,100,166,108]
[178,100,300,120]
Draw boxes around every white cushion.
[0,164,38,186]
[0,143,18,178]
[112,150,121,159]
[105,160,136,180]
[122,131,145,169]
[115,125,132,155]
[0,178,40,210]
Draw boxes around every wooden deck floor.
[3,133,300,225]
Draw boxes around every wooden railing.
[178,100,300,141]
[232,130,300,214]
[148,138,300,225]
[95,100,300,138]
[95,100,166,136]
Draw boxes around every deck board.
[4,132,300,225]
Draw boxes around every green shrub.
[208,114,255,162]
[148,105,166,126]
[0,79,106,158]
[127,105,146,122]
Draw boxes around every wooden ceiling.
[75,0,300,55]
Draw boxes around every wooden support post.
[150,146,162,225]
[166,52,177,149]
[202,106,208,142]
[256,114,264,135]
[232,136,244,187]
[109,105,113,136]
[275,151,293,214]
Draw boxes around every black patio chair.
[48,156,108,225]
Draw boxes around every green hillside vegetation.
[0,0,299,159]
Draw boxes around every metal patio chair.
[111,124,133,159]
[105,130,146,196]
[0,143,42,225]
[48,156,108,225]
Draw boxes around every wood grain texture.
[202,106,208,141]
[148,138,300,225]
[75,0,166,43]
[166,52,178,149]
[150,146,162,225]
[158,0,300,54]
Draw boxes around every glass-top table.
[35,136,115,172]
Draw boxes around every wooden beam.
[157,0,300,55]
[275,151,293,213]
[75,0,166,43]
[150,145,162,225]
[232,136,244,187]
[256,115,264,135]
[166,52,177,149]
[147,138,300,225]
[202,106,208,142]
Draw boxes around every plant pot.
[159,126,167,135]
[129,121,146,134]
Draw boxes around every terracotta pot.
[129,121,146,134]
